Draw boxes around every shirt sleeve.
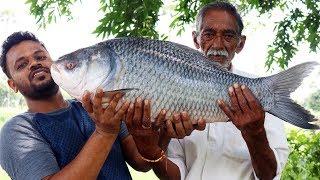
[253,113,290,180]
[118,121,129,140]
[166,138,187,180]
[0,116,60,180]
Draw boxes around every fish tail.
[266,61,319,129]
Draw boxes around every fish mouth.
[50,64,60,74]
[29,67,50,81]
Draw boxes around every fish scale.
[51,37,319,129]
[123,40,262,121]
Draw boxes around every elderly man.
[164,2,289,180]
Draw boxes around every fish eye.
[66,62,76,70]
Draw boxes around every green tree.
[281,130,320,180]
[25,0,319,69]
[304,90,320,113]
[0,78,25,107]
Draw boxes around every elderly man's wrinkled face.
[193,9,246,70]
[6,40,58,100]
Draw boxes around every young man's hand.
[124,98,164,160]
[82,89,130,136]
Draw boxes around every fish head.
[51,44,116,99]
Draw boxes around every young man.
[0,31,198,180]
[165,2,289,180]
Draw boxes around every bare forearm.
[242,129,277,180]
[153,157,180,180]
[45,131,117,180]
[125,152,152,172]
[121,135,152,172]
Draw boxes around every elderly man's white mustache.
[206,49,229,58]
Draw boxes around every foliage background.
[26,0,320,70]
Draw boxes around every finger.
[241,85,263,110]
[92,89,104,118]
[113,101,130,121]
[153,109,167,130]
[125,102,134,129]
[166,119,178,138]
[81,91,93,114]
[217,99,235,119]
[228,85,241,113]
[180,112,193,136]
[195,118,206,131]
[133,97,143,127]
[142,99,151,128]
[233,83,250,112]
[108,92,124,111]
[172,113,186,138]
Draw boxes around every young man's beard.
[18,78,59,100]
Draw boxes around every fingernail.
[229,86,233,93]
[241,85,245,89]
[161,109,166,114]
[217,99,222,104]
[233,83,239,88]
[136,97,141,102]
[144,99,149,105]
[174,113,179,119]
[129,103,134,109]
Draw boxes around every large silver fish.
[51,37,319,129]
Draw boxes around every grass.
[0,107,158,180]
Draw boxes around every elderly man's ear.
[192,31,200,49]
[236,35,246,54]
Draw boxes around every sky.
[0,0,319,102]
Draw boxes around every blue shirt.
[0,100,131,180]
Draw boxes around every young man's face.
[193,9,246,69]
[6,40,58,100]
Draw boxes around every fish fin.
[266,61,319,129]
[101,88,139,106]
[105,88,139,94]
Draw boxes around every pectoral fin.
[101,88,139,108]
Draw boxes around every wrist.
[241,126,265,138]
[241,127,271,151]
[93,128,118,139]
[141,147,163,159]
[141,149,165,163]
[95,125,120,135]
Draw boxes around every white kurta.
[166,68,289,180]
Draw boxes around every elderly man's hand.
[217,83,265,136]
[124,98,206,160]
[158,112,206,150]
